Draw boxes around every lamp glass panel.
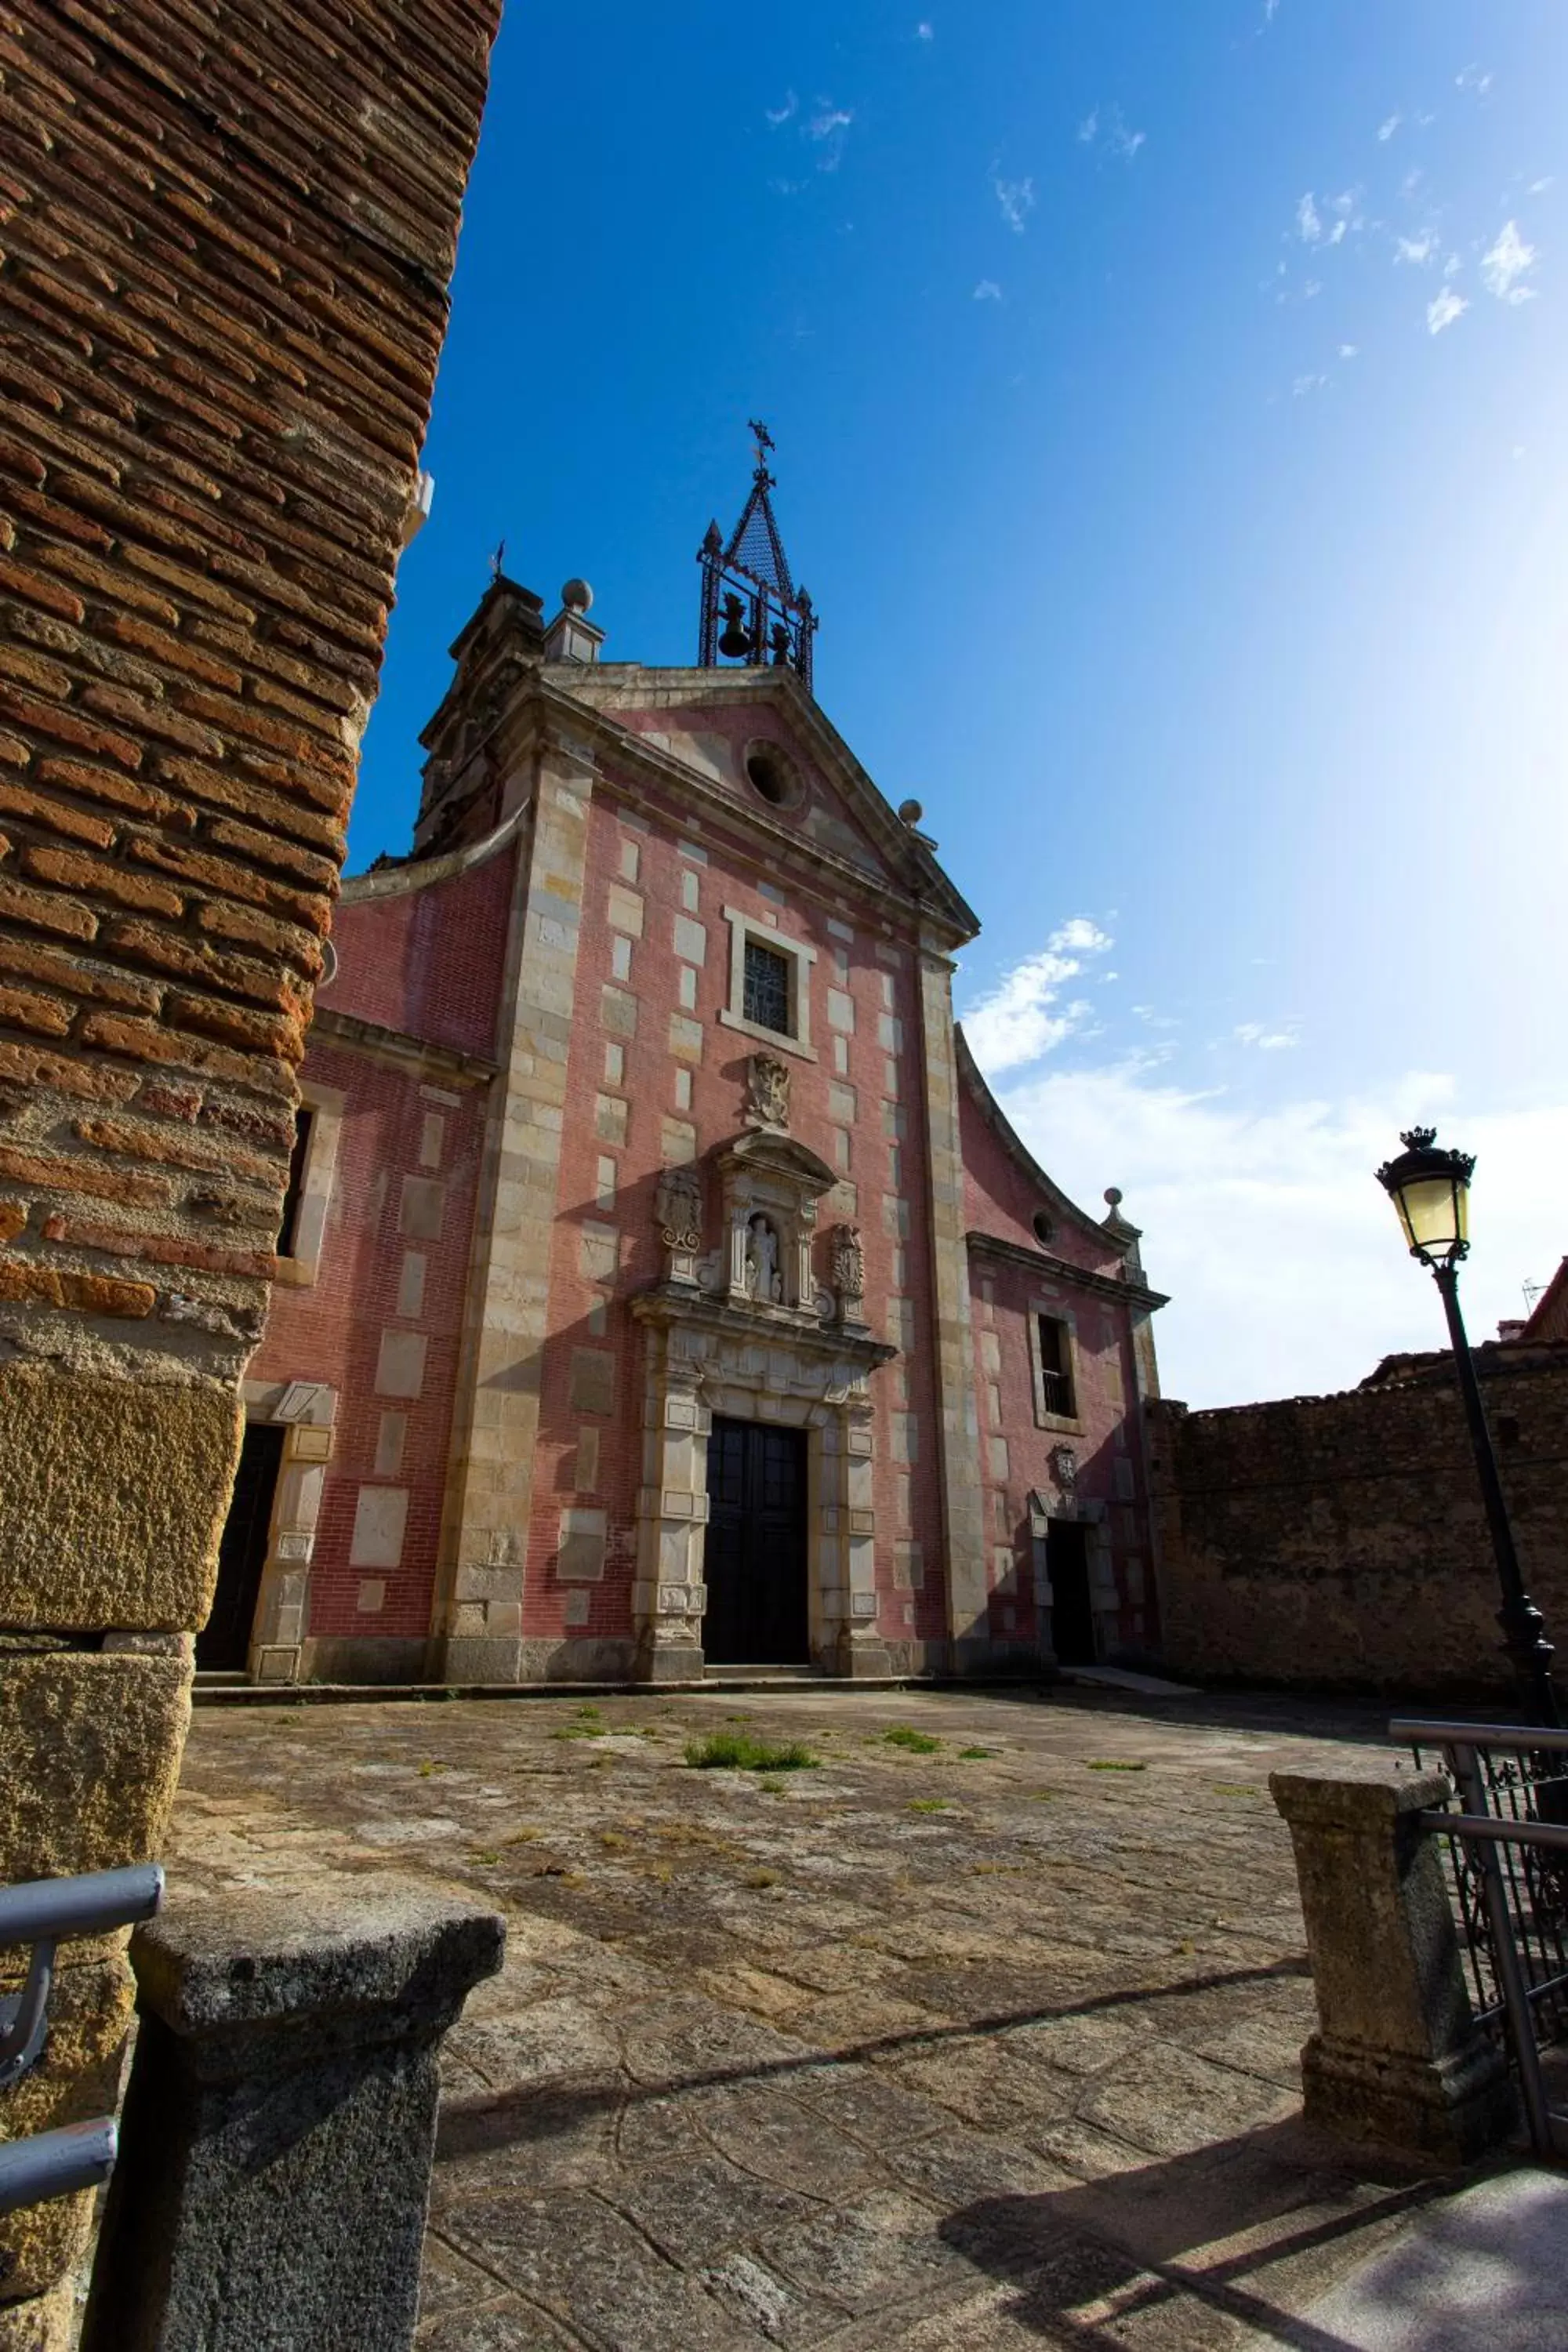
[1398,1171,1465,1255]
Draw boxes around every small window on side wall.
[276,1107,314,1256]
[1036,1314,1076,1421]
[271,1084,344,1287]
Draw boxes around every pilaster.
[431,731,595,1682]
[916,932,989,1670]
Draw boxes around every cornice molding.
[964,1227,1169,1312]
[310,1006,499,1089]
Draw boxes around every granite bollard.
[1270,1768,1514,2162]
[80,1878,504,2350]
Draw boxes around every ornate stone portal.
[634,1131,897,1680]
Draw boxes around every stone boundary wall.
[1150,1344,1568,1698]
[0,0,501,2333]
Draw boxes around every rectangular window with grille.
[1036,1315,1076,1420]
[742,939,792,1036]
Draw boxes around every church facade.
[212,457,1167,1686]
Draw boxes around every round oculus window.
[1032,1210,1055,1247]
[743,743,802,811]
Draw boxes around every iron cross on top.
[748,418,775,467]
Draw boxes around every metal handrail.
[0,1864,163,2091]
[0,2118,118,2220]
[1418,1810,1568,1853]
[1392,1716,1568,1755]
[0,1862,164,2216]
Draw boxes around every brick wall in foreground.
[1152,1344,1568,1698]
[0,0,502,2330]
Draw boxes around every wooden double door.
[702,1417,810,1667]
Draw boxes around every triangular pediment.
[582,666,978,946]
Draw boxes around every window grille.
[742,941,792,1036]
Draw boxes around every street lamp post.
[1375,1126,1559,1728]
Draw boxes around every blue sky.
[355,1,1566,1406]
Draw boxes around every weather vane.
[490,538,506,581]
[748,418,775,476]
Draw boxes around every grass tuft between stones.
[684,1731,820,1773]
[1086,1759,1148,1772]
[877,1725,944,1755]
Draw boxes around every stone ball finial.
[898,798,924,825]
[561,578,593,613]
[1104,1186,1123,1209]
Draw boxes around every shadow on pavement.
[938,2118,1462,2350]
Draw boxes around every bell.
[717,594,753,659]
[769,621,793,666]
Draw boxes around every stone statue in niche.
[744,1052,791,1132]
[744,1214,782,1304]
[1050,1443,1079,1498]
[655,1165,702,1250]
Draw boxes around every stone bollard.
[80,1877,503,2351]
[1270,1769,1515,2163]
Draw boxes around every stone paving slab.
[167,1683,1486,2348]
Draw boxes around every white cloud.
[1427,286,1468,334]
[992,171,1036,233]
[1443,252,1462,278]
[1234,1022,1300,1050]
[1292,372,1327,397]
[915,20,934,38]
[1339,342,1359,358]
[972,279,1002,302]
[986,1056,1568,1406]
[962,920,1112,1073]
[1396,232,1436,265]
[1078,104,1145,162]
[1481,219,1538,303]
[1297,192,1323,243]
[1378,112,1402,142]
[1456,64,1494,96]
[804,102,854,171]
[765,91,798,127]
[1530,176,1555,195]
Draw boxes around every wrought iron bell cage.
[697,423,817,691]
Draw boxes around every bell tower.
[696,421,818,691]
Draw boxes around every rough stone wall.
[1152,1345,1568,1697]
[0,0,501,2329]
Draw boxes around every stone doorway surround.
[631,1126,896,1681]
[230,1377,338,1682]
[1027,1478,1115,1665]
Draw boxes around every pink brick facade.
[231,575,1167,1686]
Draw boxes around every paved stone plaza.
[169,1686,1485,2349]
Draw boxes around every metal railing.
[1392,1716,1568,2157]
[0,1863,163,2219]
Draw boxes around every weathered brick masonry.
[0,0,501,2332]
[1152,1342,1568,1698]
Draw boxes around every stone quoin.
[229,464,1168,1686]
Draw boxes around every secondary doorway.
[197,1421,285,1672]
[702,1417,810,1666]
[1046,1519,1097,1666]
